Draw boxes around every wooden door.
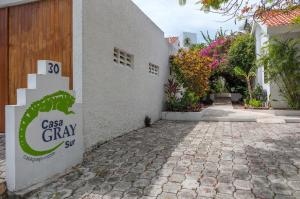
[8,0,73,105]
[0,0,72,133]
[0,8,8,133]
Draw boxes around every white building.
[180,32,198,48]
[252,8,300,109]
[0,0,170,149]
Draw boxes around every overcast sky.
[132,0,243,42]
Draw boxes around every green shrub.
[180,90,200,109]
[249,99,263,108]
[259,38,300,109]
[228,33,256,73]
[252,85,267,102]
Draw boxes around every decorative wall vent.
[113,48,134,69]
[149,63,159,76]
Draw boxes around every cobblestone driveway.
[28,121,300,199]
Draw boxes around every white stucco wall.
[254,23,270,98]
[82,0,169,148]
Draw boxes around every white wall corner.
[73,0,84,104]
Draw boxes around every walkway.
[201,104,300,123]
[26,121,300,199]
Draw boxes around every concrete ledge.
[274,110,300,116]
[200,117,256,122]
[162,111,206,121]
[285,118,300,123]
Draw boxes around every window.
[149,63,159,76]
[113,48,134,69]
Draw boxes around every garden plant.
[260,38,300,109]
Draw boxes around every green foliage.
[164,79,201,112]
[190,43,206,51]
[179,90,201,110]
[200,27,230,44]
[165,79,180,111]
[233,66,257,99]
[259,38,300,109]
[248,99,263,108]
[210,77,228,93]
[228,33,256,73]
[252,85,267,102]
[292,16,300,24]
[171,49,212,97]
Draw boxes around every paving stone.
[133,179,150,188]
[200,176,217,186]
[233,180,253,190]
[124,187,144,198]
[268,174,287,184]
[144,185,162,197]
[157,192,177,199]
[253,187,274,199]
[182,179,199,190]
[271,183,293,196]
[113,181,132,192]
[102,190,123,199]
[140,171,157,179]
[234,190,255,199]
[274,195,296,199]
[93,183,113,195]
[251,176,269,188]
[217,172,233,184]
[287,181,300,190]
[216,193,235,199]
[216,183,235,195]
[24,121,300,199]
[169,174,186,183]
[177,189,197,199]
[163,182,181,194]
[197,186,216,198]
[293,191,300,198]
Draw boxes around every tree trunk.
[247,78,252,100]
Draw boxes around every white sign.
[6,60,84,192]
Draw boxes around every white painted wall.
[254,23,270,98]
[81,0,169,148]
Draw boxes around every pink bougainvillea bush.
[200,36,233,70]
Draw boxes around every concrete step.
[213,97,232,105]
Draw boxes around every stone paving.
[0,134,5,180]
[27,121,300,199]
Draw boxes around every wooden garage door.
[0,0,73,133]
[0,8,8,133]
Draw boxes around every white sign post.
[6,60,84,192]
